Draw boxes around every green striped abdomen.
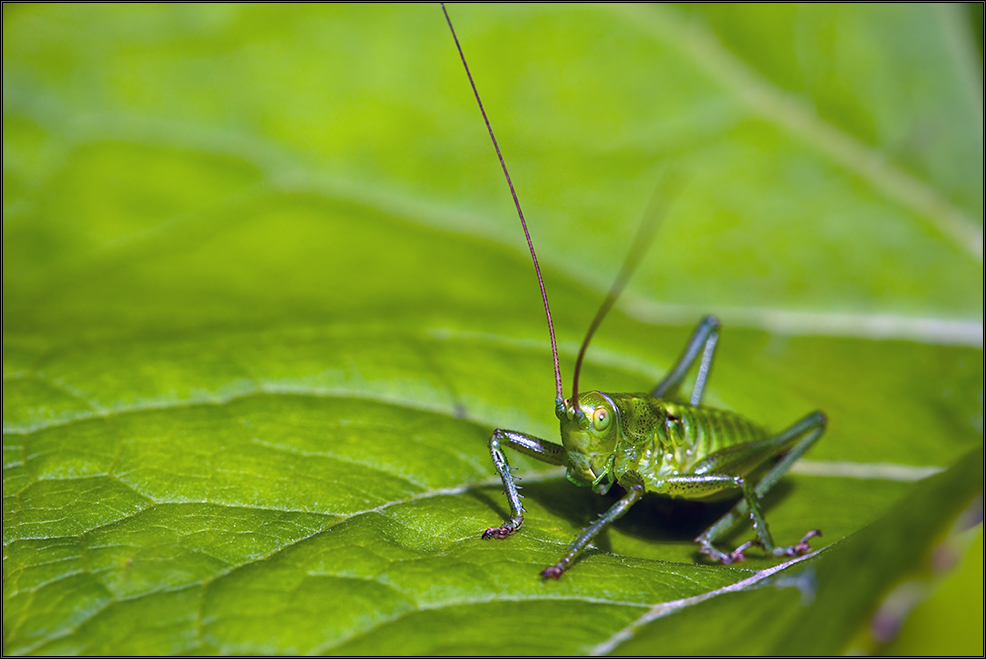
[664,402,768,467]
[617,399,769,488]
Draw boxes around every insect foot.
[772,529,822,558]
[482,526,515,540]
[798,529,822,551]
[541,562,567,580]
[727,539,764,563]
[698,539,759,565]
[698,541,735,564]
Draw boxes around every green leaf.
[4,4,982,655]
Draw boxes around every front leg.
[483,428,567,539]
[543,471,646,579]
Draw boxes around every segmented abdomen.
[661,402,768,473]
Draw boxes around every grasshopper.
[442,5,826,579]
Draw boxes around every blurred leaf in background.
[3,4,982,655]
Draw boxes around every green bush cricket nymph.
[442,5,826,579]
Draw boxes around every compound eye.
[592,407,611,431]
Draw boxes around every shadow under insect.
[473,475,799,561]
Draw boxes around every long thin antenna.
[570,177,677,408]
[442,3,564,403]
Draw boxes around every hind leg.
[652,315,720,406]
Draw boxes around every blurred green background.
[3,4,982,655]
